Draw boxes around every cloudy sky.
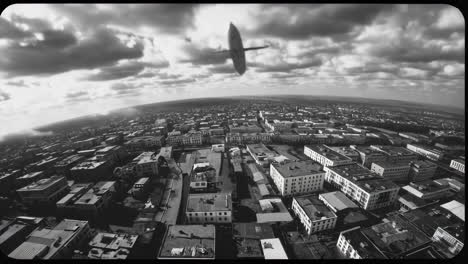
[0,4,465,138]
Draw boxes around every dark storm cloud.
[247,4,396,40]
[51,4,201,34]
[249,58,322,73]
[0,15,145,77]
[0,90,11,102]
[0,16,32,39]
[180,45,230,65]
[85,61,168,81]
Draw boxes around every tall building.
[304,145,354,168]
[270,160,324,196]
[291,195,337,235]
[8,219,91,259]
[325,163,400,210]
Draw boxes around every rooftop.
[0,223,27,245]
[187,193,232,212]
[370,145,416,157]
[327,146,360,157]
[74,182,115,205]
[319,191,358,211]
[256,198,293,223]
[403,180,450,195]
[71,160,107,170]
[17,171,44,180]
[232,223,275,258]
[371,160,410,168]
[17,176,66,192]
[305,145,352,161]
[260,238,288,259]
[55,155,84,167]
[88,232,138,250]
[351,145,387,156]
[341,227,387,259]
[440,200,465,221]
[56,183,93,206]
[159,225,215,259]
[409,160,437,168]
[133,152,157,164]
[96,145,120,154]
[272,160,323,178]
[294,195,337,221]
[328,163,399,193]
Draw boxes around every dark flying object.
[215,22,268,75]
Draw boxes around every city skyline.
[0,4,465,139]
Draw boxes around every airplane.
[215,22,269,75]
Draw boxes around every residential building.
[16,176,69,208]
[260,238,288,259]
[337,226,387,259]
[16,171,46,188]
[124,136,164,152]
[449,158,465,174]
[406,144,444,161]
[408,160,437,182]
[158,225,215,260]
[270,160,325,196]
[432,225,464,257]
[182,131,202,146]
[8,219,91,259]
[70,160,112,182]
[327,146,360,162]
[129,177,150,200]
[370,161,410,182]
[304,145,354,168]
[350,145,388,168]
[246,143,278,167]
[370,145,418,163]
[186,193,232,224]
[434,178,465,192]
[133,152,158,178]
[72,181,116,220]
[88,232,138,259]
[0,216,45,256]
[325,163,400,210]
[95,145,128,164]
[292,195,337,235]
[157,146,173,160]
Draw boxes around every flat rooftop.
[370,145,417,156]
[71,160,107,170]
[372,160,410,168]
[187,193,232,212]
[159,225,215,259]
[328,146,359,157]
[74,181,115,205]
[17,171,44,180]
[272,160,323,178]
[319,191,358,211]
[233,223,275,258]
[260,238,288,259]
[17,176,65,192]
[327,163,400,193]
[294,195,337,221]
[133,152,157,164]
[305,145,352,161]
[351,145,386,156]
[88,232,138,250]
[403,180,450,195]
[407,144,443,154]
[409,160,437,168]
[0,223,27,245]
[194,149,221,176]
[342,228,387,259]
[55,155,84,167]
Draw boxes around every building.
[434,178,465,192]
[449,158,465,174]
[54,155,86,178]
[229,124,262,133]
[70,160,112,182]
[26,157,59,176]
[8,219,91,259]
[406,144,444,161]
[72,181,116,220]
[304,145,354,168]
[95,145,128,164]
[337,226,387,259]
[256,198,293,223]
[270,160,324,196]
[16,176,69,208]
[166,133,183,147]
[186,193,232,224]
[0,216,45,256]
[129,177,150,200]
[350,145,388,168]
[402,181,452,200]
[370,145,418,163]
[327,146,360,162]
[246,143,278,167]
[16,171,46,189]
[182,131,203,146]
[325,163,400,210]
[124,136,164,152]
[73,137,101,150]
[292,195,337,235]
[158,225,215,260]
[398,132,430,143]
[232,223,275,259]
[318,191,359,213]
[440,200,465,222]
[260,238,288,259]
[157,146,173,160]
[211,144,225,153]
[88,232,138,259]
[432,225,464,257]
[133,152,158,178]
[0,170,21,196]
[408,160,437,182]
[226,132,272,145]
[370,161,410,182]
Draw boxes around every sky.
[0,4,465,139]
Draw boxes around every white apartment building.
[325,163,400,210]
[304,145,354,168]
[450,158,465,174]
[186,193,232,224]
[406,144,444,161]
[292,195,337,235]
[270,160,324,196]
[370,161,410,182]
